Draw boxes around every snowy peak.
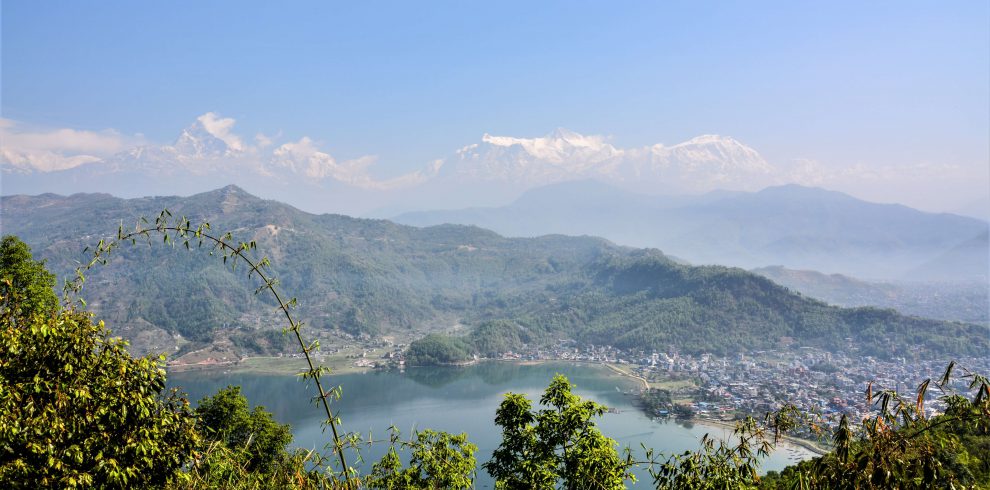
[173,127,230,159]
[479,128,620,162]
[652,134,770,172]
[676,134,740,146]
[448,128,625,185]
[172,112,245,159]
[447,129,772,192]
[84,113,255,177]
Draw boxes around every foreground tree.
[0,235,57,320]
[0,304,199,487]
[0,235,199,487]
[178,386,334,489]
[194,386,294,473]
[484,374,632,489]
[365,429,477,489]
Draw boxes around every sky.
[2,1,989,214]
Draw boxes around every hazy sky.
[2,1,988,213]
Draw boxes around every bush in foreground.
[0,307,198,488]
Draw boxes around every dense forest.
[3,186,987,363]
[404,320,529,365]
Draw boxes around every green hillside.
[2,186,985,360]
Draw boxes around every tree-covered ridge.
[552,252,986,357]
[410,252,988,362]
[2,187,987,361]
[404,320,529,365]
[405,333,476,365]
[1,188,613,349]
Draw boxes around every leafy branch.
[65,210,355,486]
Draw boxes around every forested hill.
[1,185,985,360]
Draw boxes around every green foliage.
[365,429,477,489]
[173,441,331,490]
[405,320,532,365]
[639,388,673,416]
[0,235,58,319]
[193,386,293,473]
[230,329,293,355]
[405,334,476,365]
[173,384,335,489]
[0,307,198,487]
[411,252,989,364]
[470,320,530,357]
[545,253,989,358]
[484,374,632,489]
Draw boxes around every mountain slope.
[1,186,985,360]
[395,181,989,281]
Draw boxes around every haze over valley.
[396,180,989,282]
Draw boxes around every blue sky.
[2,1,988,211]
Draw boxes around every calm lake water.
[168,361,814,487]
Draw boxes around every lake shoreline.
[478,359,831,457]
[167,355,830,458]
[167,355,375,375]
[689,418,830,457]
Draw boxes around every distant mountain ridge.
[752,266,988,324]
[1,185,986,362]
[395,181,989,282]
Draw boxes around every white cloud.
[269,137,428,189]
[196,112,244,152]
[0,114,428,190]
[0,147,101,173]
[255,132,275,148]
[271,136,340,179]
[0,119,143,172]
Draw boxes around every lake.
[168,361,815,487]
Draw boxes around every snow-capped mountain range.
[2,112,972,218]
[440,128,774,194]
